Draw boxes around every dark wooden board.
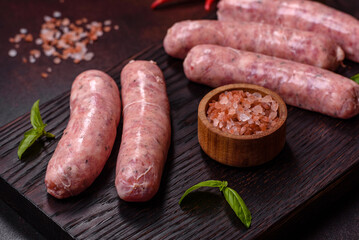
[1,43,359,239]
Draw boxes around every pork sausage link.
[164,20,344,70]
[116,60,171,202]
[217,0,359,63]
[45,70,121,199]
[183,44,359,119]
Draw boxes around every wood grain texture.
[1,43,358,239]
[197,84,287,167]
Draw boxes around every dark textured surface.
[1,45,359,239]
[1,0,359,239]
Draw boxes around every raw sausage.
[45,70,121,199]
[164,20,344,70]
[183,44,359,119]
[116,60,171,202]
[217,0,359,63]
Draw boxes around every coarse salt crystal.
[228,108,236,115]
[252,105,263,115]
[213,118,219,127]
[269,111,277,120]
[271,102,279,111]
[253,92,262,98]
[240,126,246,135]
[262,95,272,103]
[239,113,250,122]
[8,49,17,57]
[219,96,228,105]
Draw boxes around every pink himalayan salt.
[207,90,280,135]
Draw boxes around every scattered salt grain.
[83,52,94,61]
[8,49,17,57]
[44,15,52,22]
[35,38,43,45]
[53,11,62,18]
[104,20,112,26]
[62,18,70,26]
[8,12,116,78]
[24,34,33,42]
[41,72,49,78]
[20,28,27,34]
[29,55,36,63]
[53,57,61,64]
[103,26,111,32]
[14,34,22,43]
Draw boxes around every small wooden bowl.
[198,84,287,167]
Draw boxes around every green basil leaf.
[179,180,227,204]
[18,99,55,159]
[222,187,251,228]
[17,127,44,159]
[44,131,55,138]
[350,73,359,84]
[30,100,45,129]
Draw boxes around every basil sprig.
[179,180,252,228]
[17,100,55,159]
[350,73,359,84]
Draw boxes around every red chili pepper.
[151,0,170,9]
[204,0,215,11]
[151,0,215,11]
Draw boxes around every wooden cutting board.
[0,44,358,240]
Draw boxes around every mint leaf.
[350,73,359,84]
[30,100,45,129]
[221,187,251,228]
[17,100,55,159]
[18,128,44,159]
[179,180,251,228]
[179,180,227,204]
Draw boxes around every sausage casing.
[116,60,171,202]
[217,0,359,62]
[183,44,359,119]
[164,20,344,70]
[45,70,121,199]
